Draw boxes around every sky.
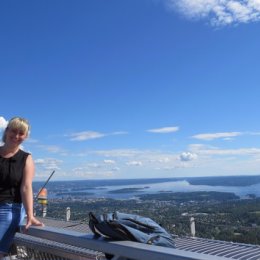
[1,0,260,181]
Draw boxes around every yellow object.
[37,188,48,205]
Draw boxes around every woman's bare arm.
[20,154,44,230]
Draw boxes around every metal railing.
[12,225,231,260]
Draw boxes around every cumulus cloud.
[157,157,171,163]
[166,0,260,26]
[179,152,198,161]
[35,158,62,171]
[126,160,143,166]
[0,116,8,130]
[71,168,116,179]
[34,159,45,164]
[147,126,179,133]
[87,162,101,168]
[104,159,116,164]
[192,132,242,140]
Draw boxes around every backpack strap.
[89,212,137,241]
[89,212,101,236]
[108,221,138,241]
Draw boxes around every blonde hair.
[2,117,30,143]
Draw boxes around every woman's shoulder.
[15,149,31,159]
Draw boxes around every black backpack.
[89,211,175,248]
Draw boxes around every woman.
[0,117,44,258]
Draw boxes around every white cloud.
[69,131,105,141]
[68,130,127,141]
[32,140,260,179]
[104,159,116,164]
[34,159,45,164]
[188,143,260,156]
[201,147,260,155]
[94,149,142,158]
[35,158,62,171]
[179,152,198,161]
[87,162,102,168]
[111,167,120,171]
[166,0,260,26]
[111,131,128,136]
[37,144,67,155]
[157,157,171,163]
[0,116,8,130]
[147,126,179,133]
[70,167,117,179]
[126,160,143,166]
[192,132,242,140]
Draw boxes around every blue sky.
[1,0,260,181]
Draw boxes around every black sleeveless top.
[0,149,29,203]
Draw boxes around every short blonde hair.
[2,117,30,143]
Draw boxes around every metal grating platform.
[14,232,99,260]
[36,217,260,260]
[12,217,260,260]
[175,236,260,260]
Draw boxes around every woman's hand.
[25,216,44,231]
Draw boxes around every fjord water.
[34,176,260,200]
[88,180,260,199]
